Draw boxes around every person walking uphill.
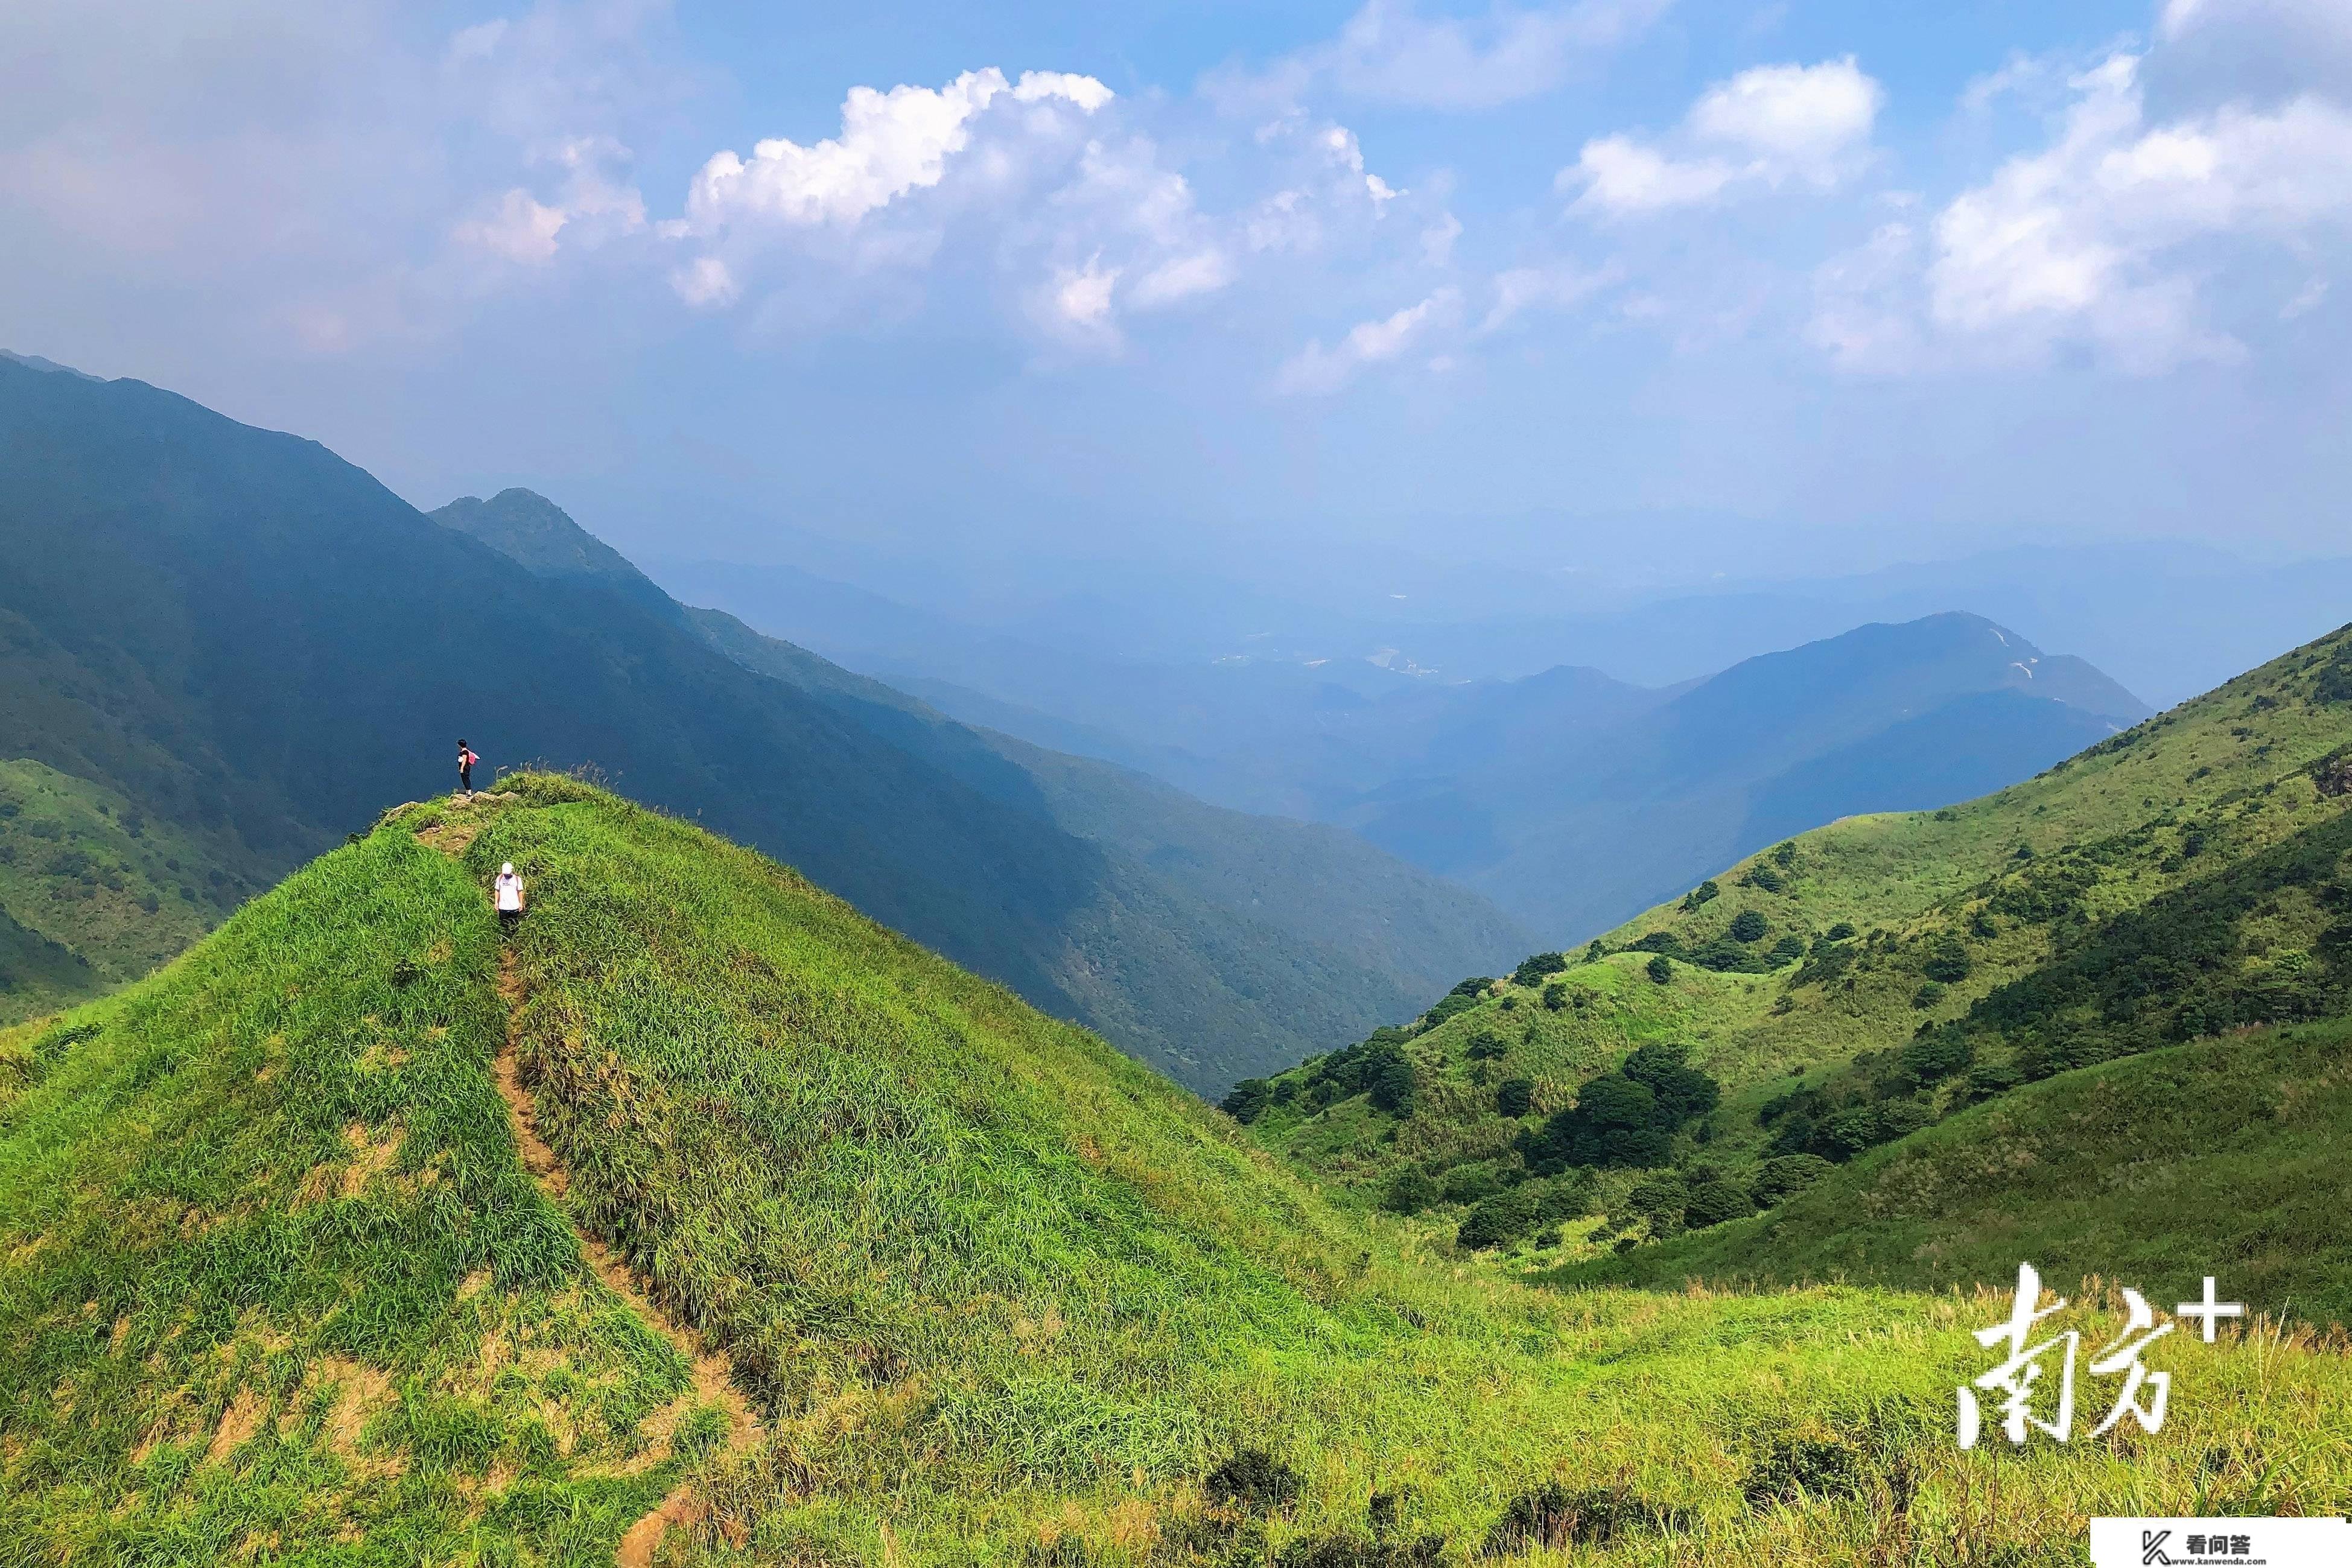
[457,740,479,797]
[494,862,526,933]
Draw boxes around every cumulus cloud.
[1230,0,1671,113]
[1564,57,1883,218]
[678,69,1112,234]
[1924,51,2352,368]
[1275,287,1461,393]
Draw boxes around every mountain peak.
[430,487,649,589]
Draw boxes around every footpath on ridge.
[423,795,760,1568]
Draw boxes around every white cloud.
[679,68,1111,233]
[1275,287,1460,393]
[451,136,646,268]
[1237,0,1671,113]
[1481,260,1621,331]
[671,254,737,308]
[1320,124,1403,209]
[454,189,568,264]
[1131,249,1235,307]
[1563,137,1737,215]
[449,19,508,64]
[1053,253,1120,328]
[1925,52,2352,368]
[1686,57,1883,176]
[1565,57,1883,218]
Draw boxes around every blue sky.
[3,0,2347,609]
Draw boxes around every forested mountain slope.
[1235,621,2352,1290]
[5,775,2347,1563]
[0,359,1524,1090]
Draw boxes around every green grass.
[13,775,2352,1563]
[1553,1015,2352,1326]
[0,806,705,1563]
[0,760,243,1024]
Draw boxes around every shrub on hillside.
[1646,954,1674,985]
[1920,939,1973,985]
[1521,1048,1717,1173]
[1495,1076,1535,1118]
[1542,981,1569,1011]
[1455,1171,1593,1252]
[1729,910,1769,943]
[1364,1047,1418,1116]
[1511,951,1569,987]
[1680,880,1720,912]
[1682,1172,1757,1228]
[1767,935,1807,967]
[2313,650,2352,703]
[1624,1172,1690,1236]
[1221,1078,1274,1123]
[1205,1450,1301,1517]
[1382,1170,1438,1214]
[1899,1027,1973,1084]
[1441,1164,1508,1205]
[1752,1154,1833,1205]
[1623,1044,1720,1125]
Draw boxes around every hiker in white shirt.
[494,863,526,932]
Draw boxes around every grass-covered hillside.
[11,776,2352,1563]
[1559,1014,2352,1320]
[1235,622,2352,1267]
[0,760,246,1024]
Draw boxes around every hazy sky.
[5,0,2348,600]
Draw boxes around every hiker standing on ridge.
[457,739,479,798]
[494,863,526,933]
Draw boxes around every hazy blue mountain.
[1364,614,2147,938]
[0,357,1527,1091]
[663,540,2152,941]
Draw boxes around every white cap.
[501,863,515,875]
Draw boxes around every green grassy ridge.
[1549,1016,2352,1326]
[0,760,238,1022]
[9,777,2352,1561]
[0,817,710,1563]
[1239,624,2352,1210]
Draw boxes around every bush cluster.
[1519,1046,1718,1174]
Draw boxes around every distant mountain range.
[649,535,2352,714]
[0,359,1527,1091]
[658,547,2152,939]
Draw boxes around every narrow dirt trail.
[494,951,758,1566]
[424,813,758,1567]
